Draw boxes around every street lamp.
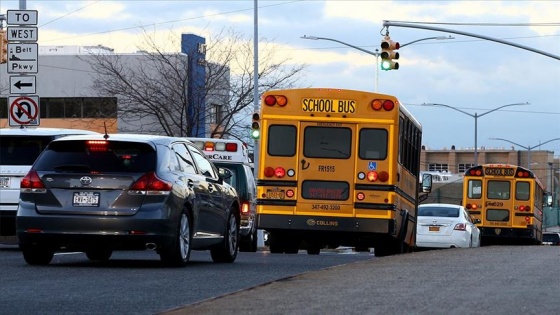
[422,102,529,165]
[488,137,560,169]
[301,35,453,92]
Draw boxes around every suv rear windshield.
[0,136,54,165]
[34,140,157,173]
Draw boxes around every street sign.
[9,75,36,94]
[6,43,38,73]
[6,26,38,42]
[8,95,40,127]
[7,10,38,25]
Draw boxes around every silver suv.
[17,134,240,266]
[0,127,98,238]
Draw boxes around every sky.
[1,0,559,155]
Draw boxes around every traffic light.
[380,36,400,70]
[0,30,7,64]
[250,112,260,139]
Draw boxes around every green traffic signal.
[250,129,260,139]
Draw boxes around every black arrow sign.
[14,80,33,89]
[16,101,32,119]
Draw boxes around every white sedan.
[416,203,481,249]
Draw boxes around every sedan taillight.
[454,223,467,231]
[129,172,172,195]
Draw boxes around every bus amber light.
[371,100,383,110]
[357,192,365,201]
[367,171,378,182]
[276,96,288,107]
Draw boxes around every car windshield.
[418,206,460,217]
[0,135,54,165]
[33,140,157,173]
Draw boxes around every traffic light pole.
[383,21,560,61]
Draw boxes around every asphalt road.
[163,246,560,315]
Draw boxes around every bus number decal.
[302,98,356,113]
[485,167,515,176]
[486,201,504,207]
[318,165,335,172]
[312,204,341,210]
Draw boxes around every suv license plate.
[0,177,9,188]
[73,192,100,207]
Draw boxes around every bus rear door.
[296,122,356,217]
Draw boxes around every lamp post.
[301,35,453,92]
[422,102,529,165]
[488,137,560,169]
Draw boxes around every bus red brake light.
[378,171,389,182]
[265,95,287,106]
[264,167,275,178]
[274,167,286,178]
[383,100,395,111]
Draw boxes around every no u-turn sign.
[8,95,40,127]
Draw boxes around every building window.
[458,163,476,173]
[38,97,117,119]
[429,163,449,172]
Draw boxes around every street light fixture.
[301,35,454,92]
[422,102,530,165]
[488,137,560,169]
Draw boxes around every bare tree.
[84,27,308,139]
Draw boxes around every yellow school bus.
[255,88,431,256]
[462,164,545,245]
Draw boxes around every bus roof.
[186,137,252,165]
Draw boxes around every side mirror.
[218,167,233,181]
[473,218,481,224]
[421,173,432,193]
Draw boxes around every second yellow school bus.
[462,164,545,245]
[255,88,431,256]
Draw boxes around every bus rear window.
[267,125,297,157]
[358,128,387,160]
[303,126,351,159]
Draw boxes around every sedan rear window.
[418,206,460,217]
[34,140,156,173]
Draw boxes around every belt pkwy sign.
[8,95,40,127]
[7,43,38,73]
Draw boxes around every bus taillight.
[264,167,275,177]
[378,171,389,182]
[367,171,378,181]
[264,95,287,107]
[371,99,395,111]
[518,205,530,211]
[274,167,286,178]
[465,203,478,210]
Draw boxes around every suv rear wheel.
[21,244,54,265]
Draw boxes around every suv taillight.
[129,172,172,195]
[241,202,250,214]
[21,170,47,193]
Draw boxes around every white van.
[0,127,99,238]
[187,137,258,252]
